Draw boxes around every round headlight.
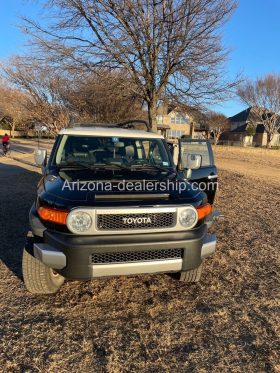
[67,211,92,233]
[179,207,198,229]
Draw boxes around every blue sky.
[0,0,279,117]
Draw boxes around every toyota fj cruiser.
[22,121,219,294]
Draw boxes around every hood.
[39,170,206,209]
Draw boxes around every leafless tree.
[61,69,144,123]
[1,58,145,132]
[2,58,70,134]
[21,0,238,132]
[207,112,230,144]
[238,74,280,148]
[0,83,31,137]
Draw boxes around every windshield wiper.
[102,160,175,176]
[57,162,101,170]
[59,161,133,172]
[100,160,132,171]
[128,160,176,176]
[58,161,176,179]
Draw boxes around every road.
[1,138,54,165]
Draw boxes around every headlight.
[67,211,92,233]
[179,207,198,229]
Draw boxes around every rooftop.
[59,126,164,139]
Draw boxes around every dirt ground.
[214,146,280,184]
[0,147,279,373]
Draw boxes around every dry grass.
[214,145,280,168]
[0,150,279,372]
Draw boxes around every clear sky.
[0,0,279,117]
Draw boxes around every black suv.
[23,124,218,294]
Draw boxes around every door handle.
[208,174,218,180]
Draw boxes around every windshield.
[55,135,172,168]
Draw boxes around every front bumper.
[31,224,216,280]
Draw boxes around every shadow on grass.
[0,162,41,279]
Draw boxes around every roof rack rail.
[114,120,151,132]
[68,122,114,128]
[68,119,151,132]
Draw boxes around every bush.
[181,134,192,139]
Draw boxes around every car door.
[178,139,218,204]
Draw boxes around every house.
[156,105,209,139]
[156,105,191,138]
[221,107,280,146]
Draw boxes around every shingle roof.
[229,107,261,123]
[231,124,247,133]
[228,108,252,123]
[231,123,266,134]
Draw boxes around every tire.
[179,263,203,283]
[22,238,64,294]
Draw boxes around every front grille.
[97,212,176,231]
[91,248,184,264]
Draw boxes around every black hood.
[38,169,206,210]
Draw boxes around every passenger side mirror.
[34,148,47,167]
[185,154,202,179]
[185,154,202,170]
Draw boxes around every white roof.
[59,126,163,139]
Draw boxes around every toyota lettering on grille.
[122,216,153,225]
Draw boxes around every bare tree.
[61,69,144,123]
[207,112,229,145]
[22,0,238,131]
[238,74,280,148]
[2,58,70,134]
[1,58,145,132]
[0,84,31,137]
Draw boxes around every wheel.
[179,263,203,283]
[22,235,64,294]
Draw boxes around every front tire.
[22,246,64,294]
[179,263,203,283]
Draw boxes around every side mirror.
[34,148,47,167]
[185,154,202,179]
[185,154,202,170]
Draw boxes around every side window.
[181,141,211,167]
[142,141,168,165]
[135,140,165,164]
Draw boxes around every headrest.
[125,145,134,157]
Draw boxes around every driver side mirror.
[34,148,47,170]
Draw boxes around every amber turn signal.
[196,203,212,220]
[38,207,68,225]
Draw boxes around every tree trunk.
[10,122,16,138]
[147,101,158,133]
[214,135,219,145]
[190,122,195,138]
[214,130,220,145]
[266,132,272,148]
